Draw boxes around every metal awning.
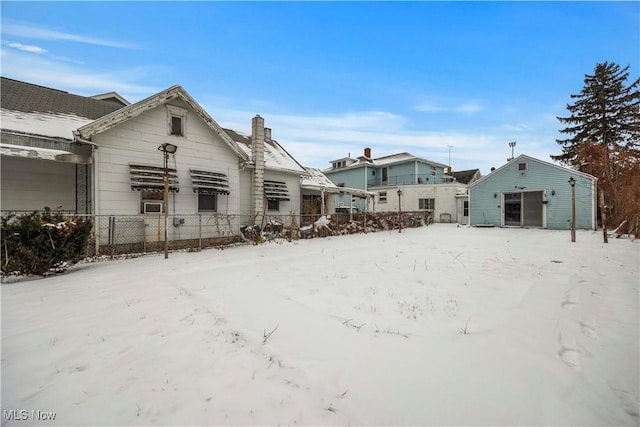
[264,180,290,201]
[130,164,179,192]
[190,169,230,195]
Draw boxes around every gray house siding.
[469,156,596,230]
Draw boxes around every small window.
[463,200,469,217]
[170,116,183,136]
[419,198,435,210]
[167,105,187,137]
[268,199,280,211]
[198,194,217,212]
[379,192,387,203]
[518,162,527,172]
[430,166,436,176]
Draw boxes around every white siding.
[92,100,242,216]
[373,183,468,223]
[1,156,76,212]
[264,170,302,217]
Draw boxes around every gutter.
[73,131,99,148]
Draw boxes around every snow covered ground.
[2,224,639,426]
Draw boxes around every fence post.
[109,216,116,259]
[198,214,202,251]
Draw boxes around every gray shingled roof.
[1,77,124,120]
[452,169,480,184]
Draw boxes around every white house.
[0,77,313,252]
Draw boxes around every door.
[503,191,543,227]
[504,193,521,226]
[382,167,388,185]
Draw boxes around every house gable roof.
[324,151,447,173]
[302,167,338,188]
[224,128,306,175]
[469,154,597,188]
[453,169,481,184]
[90,91,130,107]
[1,77,125,120]
[76,84,249,162]
[1,77,126,141]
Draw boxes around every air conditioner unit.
[143,202,163,213]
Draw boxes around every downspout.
[74,131,99,254]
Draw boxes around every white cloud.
[456,102,483,113]
[415,99,484,114]
[5,42,47,54]
[1,49,160,99]
[202,103,508,173]
[2,22,138,49]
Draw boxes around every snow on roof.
[0,142,73,161]
[1,108,93,140]
[224,129,306,175]
[301,167,338,188]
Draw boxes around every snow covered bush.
[1,207,93,277]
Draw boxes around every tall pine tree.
[553,62,640,237]
[552,61,639,167]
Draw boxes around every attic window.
[167,105,187,137]
[518,162,528,172]
[171,116,183,135]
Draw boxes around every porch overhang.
[0,131,92,164]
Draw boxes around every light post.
[447,145,453,170]
[508,141,516,160]
[397,188,403,233]
[158,143,178,259]
[568,176,576,242]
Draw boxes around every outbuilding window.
[518,162,528,172]
[419,198,435,210]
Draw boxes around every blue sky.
[1,1,638,174]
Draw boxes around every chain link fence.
[2,210,434,259]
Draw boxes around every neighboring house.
[300,167,376,216]
[469,154,597,230]
[323,147,471,223]
[0,77,310,251]
[0,77,127,213]
[453,169,482,185]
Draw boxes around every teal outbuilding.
[469,155,597,230]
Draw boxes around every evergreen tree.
[553,62,640,237]
[552,62,640,167]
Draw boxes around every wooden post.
[599,191,608,243]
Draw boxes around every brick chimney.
[251,115,265,222]
[364,147,371,158]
